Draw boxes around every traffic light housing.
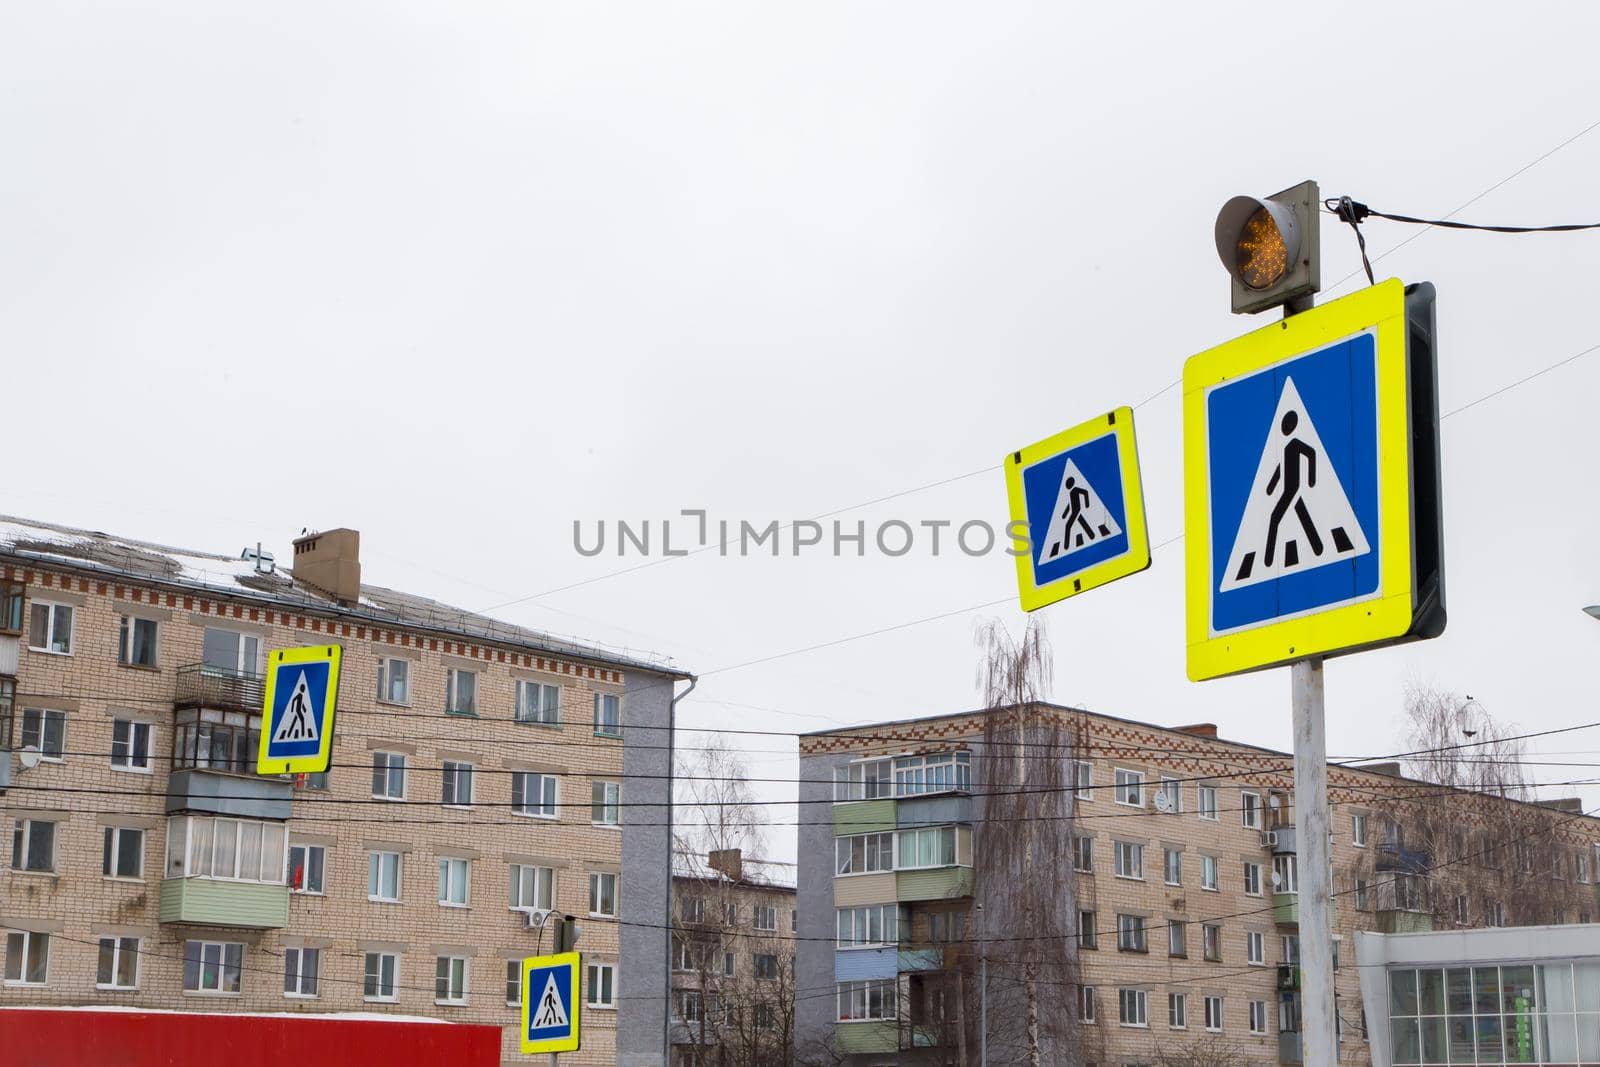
[554,915,580,954]
[1214,180,1321,314]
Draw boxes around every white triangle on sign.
[532,972,569,1029]
[271,670,321,744]
[1218,377,1371,593]
[1036,456,1122,566]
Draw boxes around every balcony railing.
[1277,964,1300,991]
[175,664,265,712]
[1375,841,1431,874]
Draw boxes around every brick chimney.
[1537,797,1584,814]
[708,848,743,882]
[1172,723,1218,739]
[291,529,361,606]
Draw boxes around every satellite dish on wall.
[18,745,41,771]
[1153,791,1174,813]
[1270,869,1284,890]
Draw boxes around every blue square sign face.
[1205,330,1381,635]
[1021,430,1130,587]
[266,660,331,758]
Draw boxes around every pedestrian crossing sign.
[521,952,581,1054]
[1005,406,1150,612]
[256,645,342,775]
[1183,279,1445,681]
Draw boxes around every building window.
[202,628,259,675]
[505,960,522,1005]
[183,940,242,994]
[1454,893,1469,925]
[1249,999,1267,1034]
[511,771,558,818]
[837,979,896,1021]
[1119,988,1148,1027]
[679,897,705,925]
[1114,841,1144,880]
[440,760,474,807]
[1198,782,1218,820]
[723,900,739,925]
[20,708,65,761]
[1073,834,1094,873]
[172,708,259,774]
[836,831,895,875]
[368,851,402,902]
[165,815,286,884]
[1487,900,1505,927]
[371,751,406,800]
[117,616,158,667]
[1114,768,1143,807]
[375,656,410,705]
[1116,914,1147,953]
[928,909,966,943]
[753,904,778,931]
[283,947,319,998]
[364,952,398,1000]
[445,669,476,715]
[1074,760,1093,800]
[1080,985,1096,1022]
[4,930,50,986]
[1246,930,1264,965]
[509,864,554,911]
[1243,861,1261,897]
[1201,854,1219,891]
[1158,777,1182,812]
[895,826,958,870]
[437,857,470,907]
[0,582,24,633]
[110,718,151,771]
[589,872,617,917]
[837,905,899,947]
[591,781,621,826]
[289,843,325,893]
[1273,854,1299,895]
[435,956,467,1004]
[96,936,139,989]
[1578,852,1591,884]
[1204,994,1224,1031]
[101,826,144,879]
[1202,924,1221,962]
[0,679,12,752]
[1351,812,1367,847]
[1169,992,1187,1029]
[679,989,703,1022]
[12,819,57,872]
[1240,790,1261,829]
[754,953,778,980]
[516,680,560,725]
[834,757,893,801]
[586,962,616,1008]
[1168,920,1186,957]
[27,601,73,654]
[892,751,971,796]
[1079,910,1097,950]
[1163,848,1182,885]
[593,692,621,737]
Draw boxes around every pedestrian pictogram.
[1182,279,1445,681]
[1004,406,1150,612]
[520,952,581,1054]
[256,645,342,775]
[1219,377,1370,591]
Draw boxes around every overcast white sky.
[5,2,1600,861]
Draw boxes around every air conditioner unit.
[523,908,554,929]
[1261,831,1278,849]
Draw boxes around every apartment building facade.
[0,516,690,1067]
[795,704,1600,1066]
[669,849,797,1066]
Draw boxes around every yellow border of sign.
[1004,406,1151,612]
[521,951,582,1054]
[1183,279,1413,681]
[256,645,342,775]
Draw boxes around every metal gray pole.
[978,906,987,1067]
[1292,657,1337,1066]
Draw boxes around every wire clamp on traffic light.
[1326,196,1376,287]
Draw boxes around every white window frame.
[368,851,403,903]
[1169,991,1187,1029]
[364,951,398,1002]
[117,615,159,668]
[438,856,470,907]
[589,871,617,917]
[836,979,896,1022]
[593,691,622,737]
[201,627,260,675]
[283,946,320,998]
[515,679,560,725]
[1163,847,1182,886]
[1116,914,1147,953]
[1074,760,1093,800]
[110,717,152,772]
[1246,930,1265,965]
[591,780,621,827]
[1203,924,1222,962]
[371,751,406,800]
[445,668,477,716]
[1118,987,1148,1028]
[1241,790,1261,829]
[509,863,555,912]
[1273,853,1299,895]
[441,760,474,808]
[1073,834,1094,873]
[586,962,616,1009]
[511,771,559,819]
[4,929,50,986]
[1158,776,1182,812]
[1080,985,1096,1023]
[1079,909,1097,950]
[102,825,144,880]
[836,904,899,948]
[1351,812,1368,847]
[1198,782,1219,820]
[1243,861,1262,897]
[505,960,522,1006]
[1113,768,1144,807]
[1204,994,1224,1032]
[834,757,892,802]
[1249,999,1267,1035]
[96,935,140,990]
[435,955,468,1005]
[753,903,778,932]
[183,940,243,995]
[892,751,971,797]
[1167,919,1186,957]
[1201,854,1219,891]
[164,815,286,884]
[894,826,958,871]
[289,843,325,894]
[1113,840,1144,880]
[754,953,779,981]
[11,818,57,873]
[27,600,73,655]
[376,656,411,706]
[835,831,894,876]
[19,707,66,762]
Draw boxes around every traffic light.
[1214,180,1321,314]
[554,915,581,954]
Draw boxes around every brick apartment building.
[794,704,1600,1066]
[0,516,691,1066]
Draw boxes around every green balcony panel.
[897,867,973,903]
[897,948,946,973]
[834,800,897,836]
[1377,910,1434,934]
[160,878,289,928]
[1273,893,1298,925]
[836,1022,898,1054]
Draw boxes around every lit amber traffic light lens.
[1234,206,1289,290]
